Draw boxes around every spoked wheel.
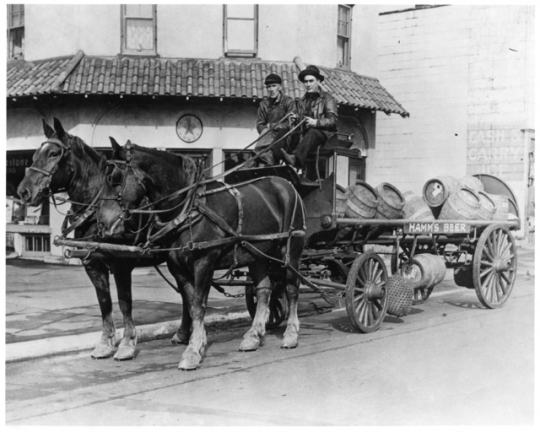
[245,281,289,329]
[473,224,517,309]
[345,253,389,333]
[412,287,433,305]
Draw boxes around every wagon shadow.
[443,300,484,310]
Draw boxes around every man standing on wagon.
[247,73,296,167]
[279,65,338,172]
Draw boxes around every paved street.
[4,246,536,426]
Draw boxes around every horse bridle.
[27,138,73,197]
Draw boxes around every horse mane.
[131,144,198,186]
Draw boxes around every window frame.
[337,4,353,70]
[223,4,259,58]
[121,4,157,56]
[7,4,24,60]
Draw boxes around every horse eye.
[49,151,60,158]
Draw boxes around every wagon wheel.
[345,253,389,333]
[245,280,289,329]
[473,224,517,309]
[412,287,434,305]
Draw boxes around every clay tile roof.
[7,53,409,117]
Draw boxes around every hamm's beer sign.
[404,222,470,235]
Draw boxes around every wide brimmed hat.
[264,73,282,85]
[298,65,325,83]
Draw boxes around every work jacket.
[295,90,338,135]
[256,92,296,134]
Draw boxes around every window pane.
[337,37,349,67]
[126,19,154,50]
[34,237,42,252]
[25,237,33,251]
[338,7,349,37]
[43,236,51,252]
[227,5,255,19]
[9,28,24,58]
[125,4,153,18]
[228,20,255,51]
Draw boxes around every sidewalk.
[5,258,330,362]
[5,245,535,362]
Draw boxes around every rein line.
[125,117,306,216]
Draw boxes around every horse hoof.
[113,346,138,361]
[178,352,202,371]
[171,333,190,345]
[91,344,115,359]
[281,344,298,350]
[239,338,260,352]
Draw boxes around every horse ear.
[53,118,66,139]
[109,137,122,153]
[42,119,54,138]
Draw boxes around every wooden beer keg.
[459,176,484,193]
[475,191,496,221]
[438,188,481,220]
[486,193,509,221]
[374,182,405,219]
[423,176,461,209]
[401,191,435,221]
[345,181,378,219]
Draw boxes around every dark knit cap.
[264,73,282,85]
[298,65,325,83]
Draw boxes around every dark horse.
[97,140,306,370]
[16,118,195,360]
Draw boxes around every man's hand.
[304,116,317,128]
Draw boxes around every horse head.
[17,118,98,206]
[98,138,197,238]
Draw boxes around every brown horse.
[16,118,194,361]
[97,140,306,370]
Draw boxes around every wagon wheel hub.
[366,282,384,301]
[493,259,510,272]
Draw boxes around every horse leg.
[239,261,272,352]
[110,260,138,361]
[83,259,116,359]
[166,264,193,345]
[282,241,302,349]
[178,255,214,371]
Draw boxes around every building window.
[7,4,24,60]
[223,5,258,57]
[24,235,51,253]
[337,5,352,69]
[121,4,157,55]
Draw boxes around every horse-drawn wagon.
[225,140,520,332]
[18,118,520,369]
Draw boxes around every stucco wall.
[374,5,533,222]
[24,4,379,75]
[26,5,120,60]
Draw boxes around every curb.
[5,311,252,364]
[5,299,333,363]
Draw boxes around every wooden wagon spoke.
[500,271,512,285]
[373,299,382,311]
[480,260,493,267]
[371,302,380,319]
[481,271,494,291]
[480,267,493,278]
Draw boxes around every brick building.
[373,5,534,241]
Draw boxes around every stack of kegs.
[338,175,509,222]
[422,175,508,221]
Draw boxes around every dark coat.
[295,89,338,135]
[256,92,296,134]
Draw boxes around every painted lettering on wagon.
[405,223,470,234]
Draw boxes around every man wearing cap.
[279,65,338,172]
[249,73,296,167]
